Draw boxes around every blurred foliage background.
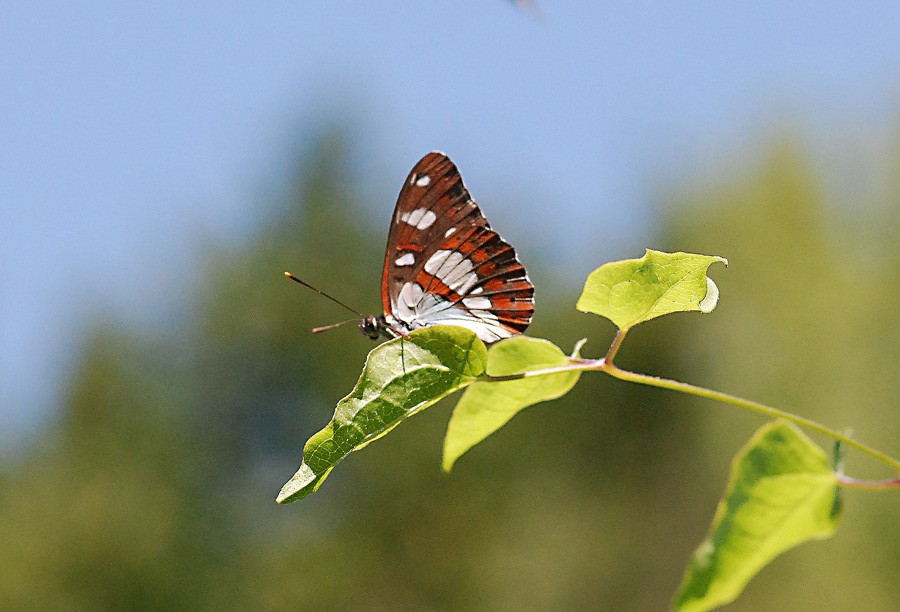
[3,123,899,611]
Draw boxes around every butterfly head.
[358,314,402,341]
[358,315,382,340]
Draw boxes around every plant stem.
[604,328,627,363]
[601,363,900,474]
[480,361,604,383]
[480,338,900,475]
[834,474,900,491]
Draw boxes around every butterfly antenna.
[311,319,360,334]
[284,272,365,318]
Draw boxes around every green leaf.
[674,420,841,612]
[576,250,726,331]
[442,336,582,471]
[277,326,487,503]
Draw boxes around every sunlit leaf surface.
[576,250,726,330]
[442,336,582,471]
[278,326,486,503]
[674,420,841,612]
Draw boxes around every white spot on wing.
[442,260,475,290]
[424,250,452,274]
[400,207,437,230]
[415,175,431,187]
[455,272,479,295]
[394,282,424,322]
[470,286,484,294]
[400,282,422,307]
[463,297,492,310]
[444,227,457,238]
[424,249,481,294]
[395,253,415,267]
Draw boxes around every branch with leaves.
[277,249,900,612]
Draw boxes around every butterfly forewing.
[381,152,534,343]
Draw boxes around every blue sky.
[3,1,900,441]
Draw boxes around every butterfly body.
[368,152,534,344]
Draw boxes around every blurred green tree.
[1,128,898,611]
[658,135,900,611]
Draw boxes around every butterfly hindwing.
[380,152,534,343]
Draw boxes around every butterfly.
[288,152,534,344]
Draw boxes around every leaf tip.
[442,430,466,473]
[276,463,326,504]
[440,455,456,473]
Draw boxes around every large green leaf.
[442,336,582,471]
[277,326,487,503]
[674,420,841,612]
[576,250,726,331]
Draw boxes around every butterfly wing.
[381,152,535,343]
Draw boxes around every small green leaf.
[277,326,487,503]
[674,420,841,612]
[576,250,726,331]
[442,336,582,471]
